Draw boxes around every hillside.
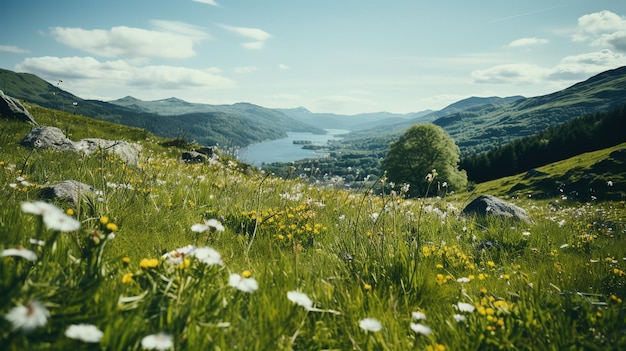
[472,141,626,202]
[276,107,434,131]
[0,68,324,148]
[1,102,625,350]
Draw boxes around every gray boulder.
[75,138,142,165]
[462,195,532,223]
[0,90,38,125]
[20,126,75,151]
[40,180,100,204]
[20,126,142,166]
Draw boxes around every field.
[1,106,625,350]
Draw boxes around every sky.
[2,1,626,115]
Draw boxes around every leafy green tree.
[382,124,467,197]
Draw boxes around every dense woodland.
[460,104,626,183]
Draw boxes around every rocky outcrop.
[40,180,100,204]
[462,195,532,223]
[0,90,38,125]
[20,126,142,166]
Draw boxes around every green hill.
[0,68,324,148]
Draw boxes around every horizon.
[2,1,626,115]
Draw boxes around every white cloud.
[472,50,626,85]
[193,0,219,6]
[278,63,289,70]
[547,50,626,80]
[506,37,549,48]
[572,11,626,53]
[14,56,236,97]
[471,63,549,85]
[0,45,30,54]
[218,24,271,49]
[50,22,209,59]
[233,66,257,74]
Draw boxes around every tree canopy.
[381,124,467,197]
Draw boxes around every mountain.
[434,67,626,155]
[275,107,432,131]
[0,68,324,148]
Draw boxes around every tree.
[381,124,467,197]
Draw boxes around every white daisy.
[5,300,50,332]
[43,210,80,232]
[411,311,426,321]
[65,323,104,343]
[287,291,313,310]
[455,302,476,313]
[1,247,37,261]
[191,219,224,232]
[228,273,258,293]
[453,314,466,322]
[410,322,432,335]
[141,332,173,350]
[193,247,223,266]
[359,318,382,332]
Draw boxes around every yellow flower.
[122,273,134,284]
[140,258,159,269]
[100,216,109,225]
[435,264,444,269]
[242,270,252,278]
[122,256,131,264]
[106,223,118,232]
[363,283,372,291]
[66,208,75,216]
[487,261,495,268]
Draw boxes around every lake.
[237,129,349,167]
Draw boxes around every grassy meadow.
[1,105,625,350]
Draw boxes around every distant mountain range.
[338,66,626,156]
[2,66,626,157]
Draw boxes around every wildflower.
[121,273,134,284]
[122,256,131,264]
[66,208,75,216]
[1,247,37,261]
[5,300,50,332]
[559,243,569,249]
[363,283,372,291]
[191,219,225,233]
[457,277,471,283]
[228,273,258,293]
[162,245,196,265]
[99,216,109,225]
[410,322,432,335]
[486,261,496,268]
[453,314,466,322]
[455,302,475,313]
[29,238,45,246]
[106,223,118,232]
[411,311,426,321]
[193,247,223,266]
[139,258,159,269]
[359,318,382,332]
[141,332,173,350]
[22,201,80,232]
[287,291,313,310]
[65,324,103,343]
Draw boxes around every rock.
[40,180,100,204]
[20,126,142,166]
[181,150,207,164]
[20,126,75,151]
[75,138,142,165]
[462,195,532,223]
[0,90,38,125]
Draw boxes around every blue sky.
[2,0,626,115]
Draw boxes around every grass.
[1,106,625,350]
